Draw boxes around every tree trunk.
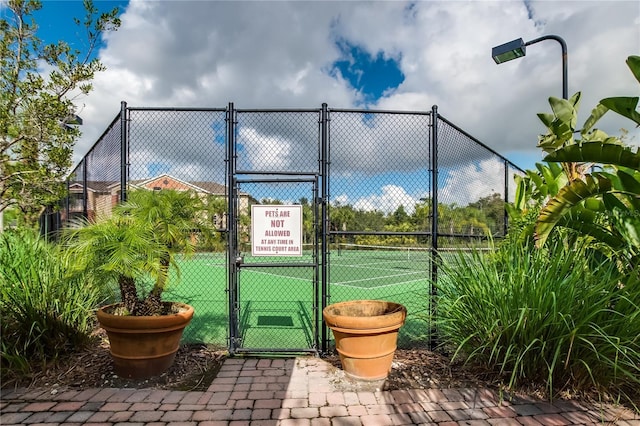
[117,252,172,316]
[118,275,139,314]
[137,291,163,316]
[137,253,170,316]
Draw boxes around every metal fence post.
[82,158,88,219]
[65,180,70,223]
[504,159,509,236]
[320,102,329,355]
[120,101,128,202]
[226,102,238,355]
[430,105,439,351]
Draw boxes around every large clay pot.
[96,302,194,379]
[323,300,406,381]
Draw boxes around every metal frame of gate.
[226,103,330,355]
[225,103,440,356]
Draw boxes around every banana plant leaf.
[536,174,612,247]
[512,175,527,212]
[617,169,640,202]
[543,142,640,170]
[597,170,640,211]
[553,207,626,250]
[582,103,610,134]
[536,94,581,152]
[596,56,640,126]
[620,218,640,249]
[538,162,567,196]
[627,55,640,83]
[600,97,640,126]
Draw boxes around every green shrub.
[436,237,640,404]
[0,230,106,380]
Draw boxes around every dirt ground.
[4,327,494,393]
[2,328,636,415]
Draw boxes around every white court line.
[204,260,427,289]
[242,268,313,283]
[332,258,427,267]
[244,266,424,289]
[335,263,426,272]
[342,271,427,283]
[238,263,423,285]
[331,277,428,290]
[333,269,424,285]
[238,266,425,290]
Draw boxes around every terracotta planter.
[323,300,406,381]
[96,302,194,379]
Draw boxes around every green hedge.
[436,237,640,405]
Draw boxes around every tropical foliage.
[63,189,216,316]
[0,229,104,380]
[510,55,640,271]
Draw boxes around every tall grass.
[0,230,107,380]
[436,238,640,404]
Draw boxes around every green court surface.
[165,247,434,351]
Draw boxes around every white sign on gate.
[251,205,303,256]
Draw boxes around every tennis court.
[165,244,435,351]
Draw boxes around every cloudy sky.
[28,0,640,209]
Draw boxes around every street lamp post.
[492,35,568,99]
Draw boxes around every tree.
[204,194,227,250]
[0,0,120,229]
[468,193,505,235]
[388,205,409,226]
[330,203,355,232]
[299,197,314,245]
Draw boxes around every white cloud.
[238,128,292,171]
[68,0,639,202]
[352,185,417,214]
[439,158,507,207]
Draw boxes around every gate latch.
[235,254,244,266]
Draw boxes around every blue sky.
[22,0,640,209]
[34,1,128,55]
[332,38,405,105]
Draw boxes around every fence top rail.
[235,177,317,184]
[124,106,435,116]
[329,108,432,116]
[127,106,227,112]
[236,108,321,114]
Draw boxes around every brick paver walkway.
[1,357,638,425]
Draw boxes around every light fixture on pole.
[60,114,83,131]
[491,35,568,99]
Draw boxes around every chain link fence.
[327,109,432,348]
[63,103,523,351]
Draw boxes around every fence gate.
[226,105,326,355]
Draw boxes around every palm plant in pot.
[64,189,215,378]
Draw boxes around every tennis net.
[337,243,432,262]
[336,244,493,261]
